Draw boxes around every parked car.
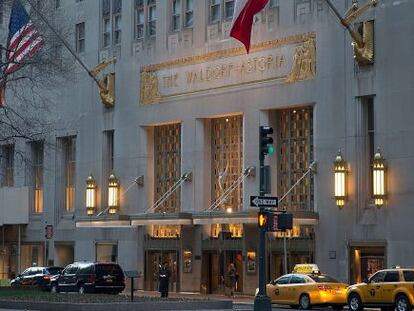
[50,262,125,294]
[10,266,63,290]
[347,268,414,311]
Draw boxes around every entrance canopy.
[76,210,318,228]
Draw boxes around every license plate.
[106,279,113,283]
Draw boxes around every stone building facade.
[0,0,413,294]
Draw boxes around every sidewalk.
[132,290,254,305]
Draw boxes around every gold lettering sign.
[140,32,316,105]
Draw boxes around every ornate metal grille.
[210,116,243,238]
[211,115,243,211]
[154,123,181,214]
[278,107,314,211]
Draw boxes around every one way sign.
[250,196,278,208]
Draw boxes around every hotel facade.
[0,0,413,294]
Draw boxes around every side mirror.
[363,277,369,284]
[17,274,21,278]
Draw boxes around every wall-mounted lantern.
[372,149,386,207]
[86,174,96,216]
[108,173,119,214]
[334,151,347,208]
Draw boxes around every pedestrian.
[226,263,237,298]
[158,262,170,298]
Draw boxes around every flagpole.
[324,0,363,46]
[24,0,103,88]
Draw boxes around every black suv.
[11,266,63,290]
[50,262,125,294]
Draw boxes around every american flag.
[0,0,45,106]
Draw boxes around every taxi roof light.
[293,263,320,274]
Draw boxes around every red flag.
[230,0,270,53]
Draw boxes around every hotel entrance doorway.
[146,251,179,292]
[350,244,386,284]
[201,250,243,294]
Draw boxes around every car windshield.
[308,274,340,283]
[47,267,62,275]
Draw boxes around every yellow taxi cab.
[262,265,348,309]
[347,268,414,311]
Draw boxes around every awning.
[130,212,192,226]
[192,211,257,225]
[75,215,131,228]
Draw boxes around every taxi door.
[268,275,292,304]
[286,275,307,304]
[380,271,401,303]
[364,271,386,304]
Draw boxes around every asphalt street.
[0,307,342,311]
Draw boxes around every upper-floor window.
[62,136,76,212]
[135,0,145,39]
[210,0,221,23]
[75,22,85,53]
[134,0,156,39]
[101,0,122,48]
[170,0,194,31]
[172,0,181,31]
[184,0,194,27]
[55,0,61,9]
[148,0,157,37]
[1,144,14,187]
[209,0,233,23]
[30,141,44,214]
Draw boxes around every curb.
[0,300,233,311]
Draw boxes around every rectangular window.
[103,17,111,47]
[148,0,157,36]
[172,0,181,31]
[211,116,243,212]
[210,0,221,23]
[113,14,121,44]
[63,137,76,212]
[112,0,122,45]
[55,0,61,9]
[154,124,181,214]
[135,1,145,39]
[31,142,44,214]
[75,22,85,53]
[184,0,193,27]
[364,97,375,197]
[1,144,14,187]
[278,107,314,211]
[96,243,118,263]
[223,0,234,20]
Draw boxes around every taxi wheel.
[299,294,311,310]
[348,293,363,311]
[396,294,412,311]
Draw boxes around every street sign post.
[250,196,278,208]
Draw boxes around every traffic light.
[259,126,274,160]
[277,213,293,231]
[258,211,268,229]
